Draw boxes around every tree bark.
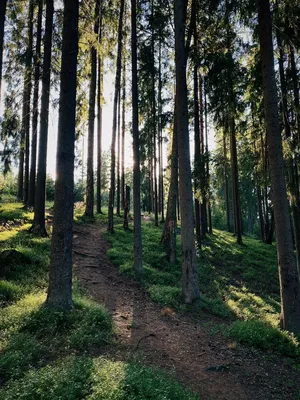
[121,54,126,210]
[117,89,121,215]
[194,65,201,248]
[28,0,43,208]
[31,0,54,236]
[204,78,212,233]
[257,0,300,334]
[18,0,34,202]
[174,0,200,304]
[96,55,103,214]
[199,74,207,237]
[290,45,300,144]
[85,0,100,218]
[96,0,103,215]
[131,0,143,273]
[161,103,178,263]
[0,0,7,103]
[158,39,164,221]
[108,0,125,232]
[46,0,79,310]
[223,131,231,232]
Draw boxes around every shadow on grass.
[0,229,50,304]
[1,355,200,400]
[0,291,113,382]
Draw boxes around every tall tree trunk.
[193,4,201,247]
[277,29,300,274]
[131,0,143,273]
[31,0,54,235]
[121,55,126,210]
[174,0,200,304]
[230,115,242,244]
[158,39,163,220]
[194,65,201,247]
[46,0,79,310]
[28,0,43,208]
[290,45,300,144]
[204,78,212,233]
[199,74,207,237]
[85,0,100,218]
[161,103,178,263]
[0,0,7,103]
[96,55,103,214]
[108,0,125,232]
[257,0,300,334]
[18,0,34,202]
[116,89,121,215]
[96,0,103,215]
[223,131,231,232]
[151,4,158,227]
[276,27,290,138]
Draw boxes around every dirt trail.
[73,224,300,400]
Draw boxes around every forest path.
[73,223,299,400]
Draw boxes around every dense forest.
[1,0,300,398]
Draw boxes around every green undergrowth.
[105,222,184,309]
[1,356,199,400]
[0,202,33,223]
[0,204,200,399]
[105,220,300,359]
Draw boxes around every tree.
[96,6,103,215]
[17,0,34,202]
[46,0,79,309]
[174,0,200,303]
[28,0,43,208]
[0,0,7,102]
[85,0,100,218]
[131,0,143,273]
[108,0,125,232]
[31,0,54,236]
[161,104,178,263]
[257,0,300,334]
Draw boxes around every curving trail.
[73,223,300,400]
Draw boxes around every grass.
[1,357,199,400]
[0,203,200,400]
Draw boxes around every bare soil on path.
[73,223,300,400]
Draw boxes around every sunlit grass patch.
[225,285,280,324]
[0,291,113,380]
[226,320,300,358]
[0,356,200,400]
[0,203,33,222]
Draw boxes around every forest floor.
[74,221,300,400]
[1,203,300,399]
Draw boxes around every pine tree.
[131,0,143,273]
[0,0,7,102]
[17,0,34,202]
[28,0,43,208]
[31,0,54,236]
[85,0,101,218]
[257,0,300,334]
[174,0,200,303]
[108,0,125,232]
[47,0,79,309]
